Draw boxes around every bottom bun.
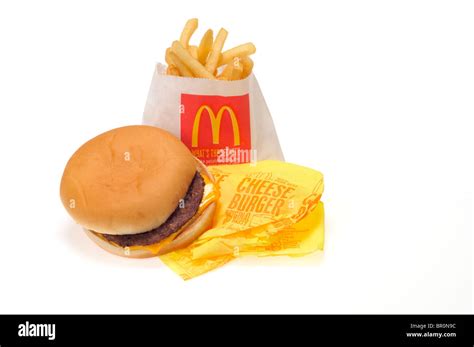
[84,201,216,258]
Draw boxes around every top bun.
[60,125,197,235]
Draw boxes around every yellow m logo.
[191,105,241,147]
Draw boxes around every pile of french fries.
[165,18,256,81]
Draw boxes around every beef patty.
[100,172,205,247]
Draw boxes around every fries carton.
[143,64,284,165]
[159,160,324,280]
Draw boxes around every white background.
[0,0,472,314]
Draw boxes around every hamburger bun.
[60,125,218,258]
[84,200,216,258]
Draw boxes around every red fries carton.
[143,64,284,165]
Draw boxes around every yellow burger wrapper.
[160,160,324,280]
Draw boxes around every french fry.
[167,45,194,77]
[218,63,233,80]
[167,65,180,76]
[165,20,256,80]
[165,48,180,68]
[219,43,256,67]
[230,56,241,67]
[218,58,243,80]
[232,60,244,80]
[165,47,174,66]
[171,41,216,79]
[197,29,213,64]
[169,52,193,77]
[179,18,198,48]
[188,45,198,60]
[241,56,254,78]
[205,28,228,74]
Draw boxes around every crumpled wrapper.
[160,160,324,280]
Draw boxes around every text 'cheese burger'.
[60,125,219,258]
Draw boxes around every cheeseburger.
[60,125,218,258]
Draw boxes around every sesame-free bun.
[84,200,216,258]
[60,125,198,235]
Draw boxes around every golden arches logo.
[191,105,241,147]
